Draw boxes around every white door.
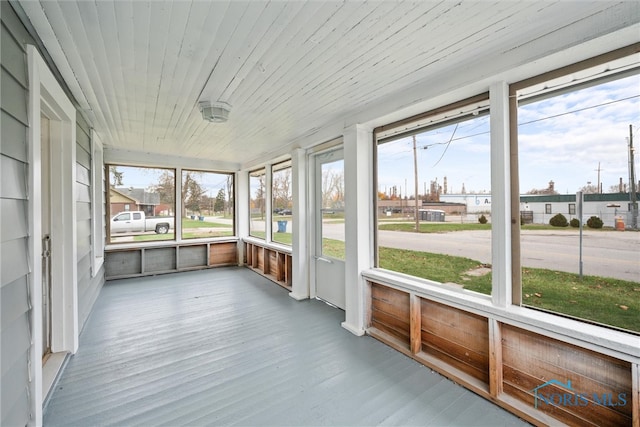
[41,115,52,361]
[313,148,346,309]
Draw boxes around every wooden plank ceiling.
[16,1,639,168]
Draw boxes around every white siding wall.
[1,3,104,425]
[76,115,104,329]
[1,3,36,424]
[521,198,631,226]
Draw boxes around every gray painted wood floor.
[44,267,530,426]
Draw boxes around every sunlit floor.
[44,267,530,426]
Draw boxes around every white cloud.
[517,74,639,192]
[377,74,639,196]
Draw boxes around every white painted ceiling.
[16,1,640,169]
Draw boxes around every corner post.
[342,124,374,336]
[290,148,309,300]
[490,81,512,308]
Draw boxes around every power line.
[432,123,458,167]
[385,93,639,152]
[519,94,639,127]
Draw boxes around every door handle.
[315,256,333,264]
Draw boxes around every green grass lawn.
[132,233,175,242]
[378,247,480,283]
[379,223,491,232]
[130,218,233,241]
[270,231,292,245]
[132,230,234,241]
[378,222,605,233]
[379,247,639,333]
[248,230,293,246]
[182,218,232,228]
[379,221,621,232]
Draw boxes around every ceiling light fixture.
[199,101,231,123]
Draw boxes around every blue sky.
[378,114,492,196]
[378,73,640,196]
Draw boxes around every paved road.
[377,229,640,282]
[202,217,640,282]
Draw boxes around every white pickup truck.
[110,211,174,234]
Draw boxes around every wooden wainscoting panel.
[502,324,632,427]
[242,240,292,290]
[276,252,286,282]
[410,294,421,354]
[285,254,292,287]
[144,247,176,273]
[105,250,142,278]
[370,284,410,347]
[268,250,279,277]
[178,245,207,269]
[488,319,503,398]
[209,242,238,267]
[244,243,251,265]
[253,246,264,272]
[420,299,489,385]
[261,247,269,274]
[252,244,259,269]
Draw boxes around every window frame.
[271,159,293,245]
[180,169,236,241]
[105,164,177,244]
[248,167,267,239]
[508,45,639,332]
[372,93,491,288]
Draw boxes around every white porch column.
[236,170,249,265]
[342,124,374,336]
[264,164,273,241]
[490,81,512,307]
[290,148,309,300]
[175,167,183,240]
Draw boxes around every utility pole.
[594,162,603,193]
[577,191,584,279]
[629,124,637,229]
[413,135,420,232]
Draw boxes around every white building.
[442,193,637,228]
[440,194,492,214]
[520,193,636,228]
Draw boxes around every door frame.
[27,45,78,423]
[308,139,344,306]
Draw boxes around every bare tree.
[578,183,599,194]
[272,167,292,210]
[109,166,123,187]
[214,188,226,212]
[609,183,627,193]
[527,180,559,195]
[322,169,344,209]
[149,170,175,215]
[226,175,234,216]
[182,171,204,217]
[251,173,266,219]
